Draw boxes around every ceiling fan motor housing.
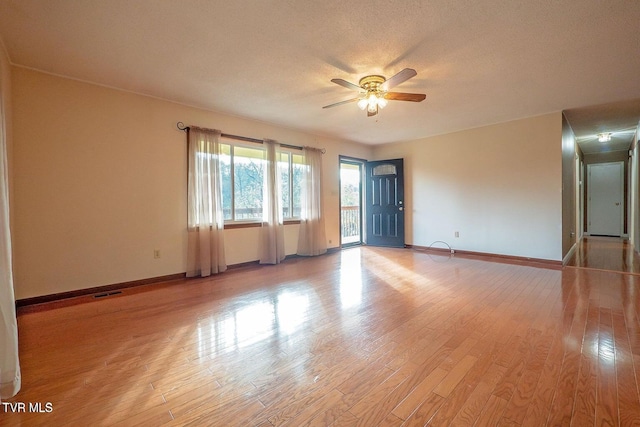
[359,75,386,92]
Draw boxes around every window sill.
[223,220,301,230]
[224,222,261,229]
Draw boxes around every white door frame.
[339,156,365,247]
[575,154,582,240]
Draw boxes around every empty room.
[2,1,640,426]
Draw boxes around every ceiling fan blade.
[384,92,426,102]
[380,68,417,91]
[322,98,359,109]
[331,78,362,91]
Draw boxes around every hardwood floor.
[565,236,640,274]
[3,246,640,426]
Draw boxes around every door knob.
[399,207,404,211]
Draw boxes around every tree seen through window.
[220,141,301,222]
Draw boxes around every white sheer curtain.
[259,140,285,264]
[0,83,20,399]
[297,147,327,256]
[186,127,227,277]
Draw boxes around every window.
[220,139,302,223]
[220,144,265,221]
[279,151,304,219]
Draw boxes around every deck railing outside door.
[341,205,360,244]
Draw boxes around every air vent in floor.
[93,291,123,299]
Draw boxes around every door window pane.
[372,164,397,176]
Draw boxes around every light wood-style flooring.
[565,236,640,274]
[3,245,640,426]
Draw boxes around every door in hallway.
[588,161,623,236]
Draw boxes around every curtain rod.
[176,122,325,154]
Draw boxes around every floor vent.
[93,291,123,299]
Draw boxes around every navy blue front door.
[365,159,405,248]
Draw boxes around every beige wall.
[10,67,372,299]
[10,66,568,299]
[561,113,577,259]
[373,112,563,261]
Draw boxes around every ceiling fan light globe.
[368,94,377,106]
[357,99,368,110]
[378,98,388,109]
[367,104,377,113]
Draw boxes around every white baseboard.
[563,241,578,266]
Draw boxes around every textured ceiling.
[0,0,639,148]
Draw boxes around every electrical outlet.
[154,249,161,259]
[454,231,460,238]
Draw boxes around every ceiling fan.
[323,68,426,117]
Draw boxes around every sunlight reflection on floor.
[339,249,363,309]
[196,288,312,358]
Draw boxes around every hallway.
[565,236,640,274]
